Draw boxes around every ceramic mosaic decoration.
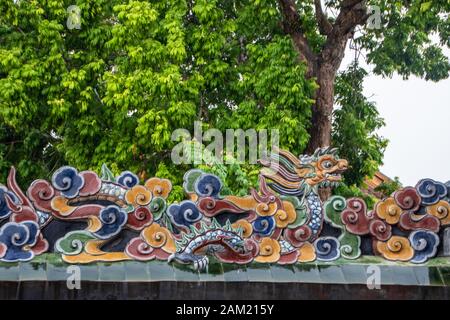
[0,147,449,270]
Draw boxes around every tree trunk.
[306,63,336,154]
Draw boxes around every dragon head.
[259,147,348,196]
[299,147,348,188]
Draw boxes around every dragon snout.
[337,159,349,171]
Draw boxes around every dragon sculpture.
[0,147,448,270]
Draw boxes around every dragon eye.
[322,161,333,169]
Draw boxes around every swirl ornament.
[416,179,447,206]
[167,201,202,229]
[51,166,85,199]
[127,206,153,231]
[27,180,58,214]
[254,237,281,263]
[285,225,312,247]
[298,242,316,262]
[0,185,18,219]
[314,237,340,261]
[125,185,152,206]
[145,178,172,199]
[394,187,421,211]
[0,221,46,262]
[141,223,175,253]
[55,230,96,255]
[93,206,128,239]
[274,208,296,228]
[252,216,275,236]
[149,197,167,220]
[341,198,371,234]
[125,237,171,261]
[255,202,278,217]
[194,173,222,198]
[376,236,414,262]
[398,212,440,232]
[117,171,139,188]
[375,198,403,225]
[409,230,440,264]
[426,200,450,225]
[232,219,253,238]
[282,196,308,228]
[368,219,392,241]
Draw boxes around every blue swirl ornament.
[116,171,139,188]
[314,237,340,261]
[252,216,275,236]
[0,221,40,262]
[416,179,447,206]
[409,230,439,264]
[93,205,128,239]
[0,186,18,219]
[194,173,222,198]
[52,166,85,199]
[167,201,202,229]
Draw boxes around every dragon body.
[0,147,448,267]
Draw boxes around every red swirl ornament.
[368,219,392,241]
[394,187,421,212]
[126,207,153,231]
[341,198,370,235]
[284,225,312,247]
[398,212,440,232]
[198,197,257,221]
[215,238,259,264]
[28,179,59,214]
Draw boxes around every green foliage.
[333,62,388,186]
[359,0,450,81]
[0,0,448,194]
[374,176,402,198]
[333,183,378,210]
[0,0,316,186]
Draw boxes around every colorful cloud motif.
[194,173,222,198]
[0,185,18,219]
[416,179,447,206]
[167,200,202,229]
[116,171,139,188]
[252,216,275,236]
[93,205,128,239]
[0,221,41,262]
[409,230,440,264]
[51,166,85,199]
[314,237,340,261]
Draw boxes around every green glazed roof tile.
[0,262,20,281]
[269,264,296,283]
[19,260,47,281]
[341,264,370,284]
[147,260,175,281]
[222,263,248,282]
[293,263,322,283]
[124,261,150,282]
[78,264,99,281]
[98,262,126,281]
[246,262,273,282]
[317,265,347,284]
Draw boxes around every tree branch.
[314,0,332,36]
[278,0,317,75]
[320,0,369,70]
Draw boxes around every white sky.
[340,50,450,187]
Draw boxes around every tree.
[1,0,449,192]
[278,0,449,153]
